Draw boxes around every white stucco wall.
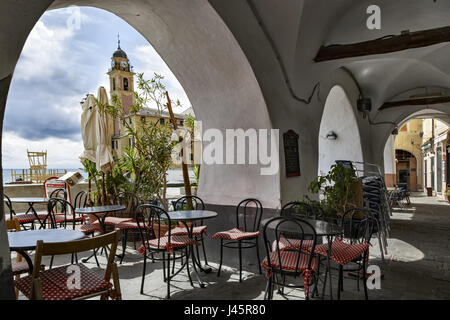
[318,86,363,176]
[383,135,396,174]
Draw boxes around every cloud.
[131,45,192,113]
[2,131,84,169]
[2,6,193,169]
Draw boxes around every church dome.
[113,46,127,59]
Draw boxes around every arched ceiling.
[291,0,450,112]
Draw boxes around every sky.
[2,6,191,169]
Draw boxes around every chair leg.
[140,254,147,294]
[264,278,272,300]
[255,239,262,275]
[166,253,171,300]
[217,239,224,277]
[163,252,166,282]
[238,240,243,282]
[120,229,128,265]
[92,233,100,268]
[50,256,54,269]
[337,265,343,300]
[185,247,194,287]
[201,237,208,265]
[362,253,369,300]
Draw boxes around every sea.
[2,168,195,185]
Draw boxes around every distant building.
[105,40,195,164]
[421,119,450,197]
[393,119,424,192]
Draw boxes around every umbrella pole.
[101,172,106,206]
[166,91,193,210]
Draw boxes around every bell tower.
[107,35,135,159]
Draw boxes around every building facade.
[422,119,450,197]
[105,41,194,164]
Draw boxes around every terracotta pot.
[152,223,172,238]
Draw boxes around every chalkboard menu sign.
[283,130,301,177]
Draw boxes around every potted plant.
[307,163,361,219]
[445,189,450,202]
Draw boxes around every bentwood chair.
[262,216,319,300]
[6,219,30,297]
[111,192,140,264]
[14,230,122,300]
[170,196,208,265]
[50,189,84,226]
[314,207,375,300]
[4,195,41,230]
[135,204,194,299]
[47,198,102,267]
[272,202,318,253]
[212,199,263,282]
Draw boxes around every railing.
[10,169,68,184]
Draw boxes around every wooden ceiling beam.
[314,26,450,62]
[380,96,450,110]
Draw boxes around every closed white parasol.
[79,94,97,163]
[95,86,114,173]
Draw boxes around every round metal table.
[75,205,126,232]
[168,210,218,287]
[75,205,126,263]
[261,216,343,300]
[261,217,342,237]
[8,229,85,272]
[6,197,49,229]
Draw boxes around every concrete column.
[384,135,396,187]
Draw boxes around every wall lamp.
[326,131,338,140]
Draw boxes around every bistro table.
[75,205,126,263]
[7,197,49,229]
[8,229,85,273]
[261,217,343,299]
[168,210,218,288]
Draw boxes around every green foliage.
[307,163,359,216]
[106,73,181,210]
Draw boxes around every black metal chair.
[314,207,375,300]
[171,196,208,266]
[135,204,193,299]
[262,216,319,300]
[47,197,102,267]
[112,192,140,264]
[212,198,263,282]
[3,194,39,230]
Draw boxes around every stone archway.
[0,0,277,299]
[318,85,364,176]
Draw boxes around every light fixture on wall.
[326,131,338,140]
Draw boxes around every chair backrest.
[30,230,120,299]
[173,195,205,211]
[3,194,15,220]
[47,198,77,229]
[73,191,88,209]
[135,204,172,250]
[6,218,21,232]
[114,192,139,218]
[262,216,317,275]
[338,207,375,244]
[281,201,319,220]
[44,177,71,203]
[236,198,263,233]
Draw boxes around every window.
[160,118,165,125]
[179,120,184,127]
[112,140,115,150]
[123,78,129,91]
[112,78,116,91]
[141,117,146,123]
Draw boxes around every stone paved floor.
[16,194,450,300]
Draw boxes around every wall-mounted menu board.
[283,130,301,177]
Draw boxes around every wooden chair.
[15,230,122,300]
[6,219,30,298]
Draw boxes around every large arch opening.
[318,85,363,176]
[0,0,277,299]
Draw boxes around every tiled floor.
[16,194,450,300]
